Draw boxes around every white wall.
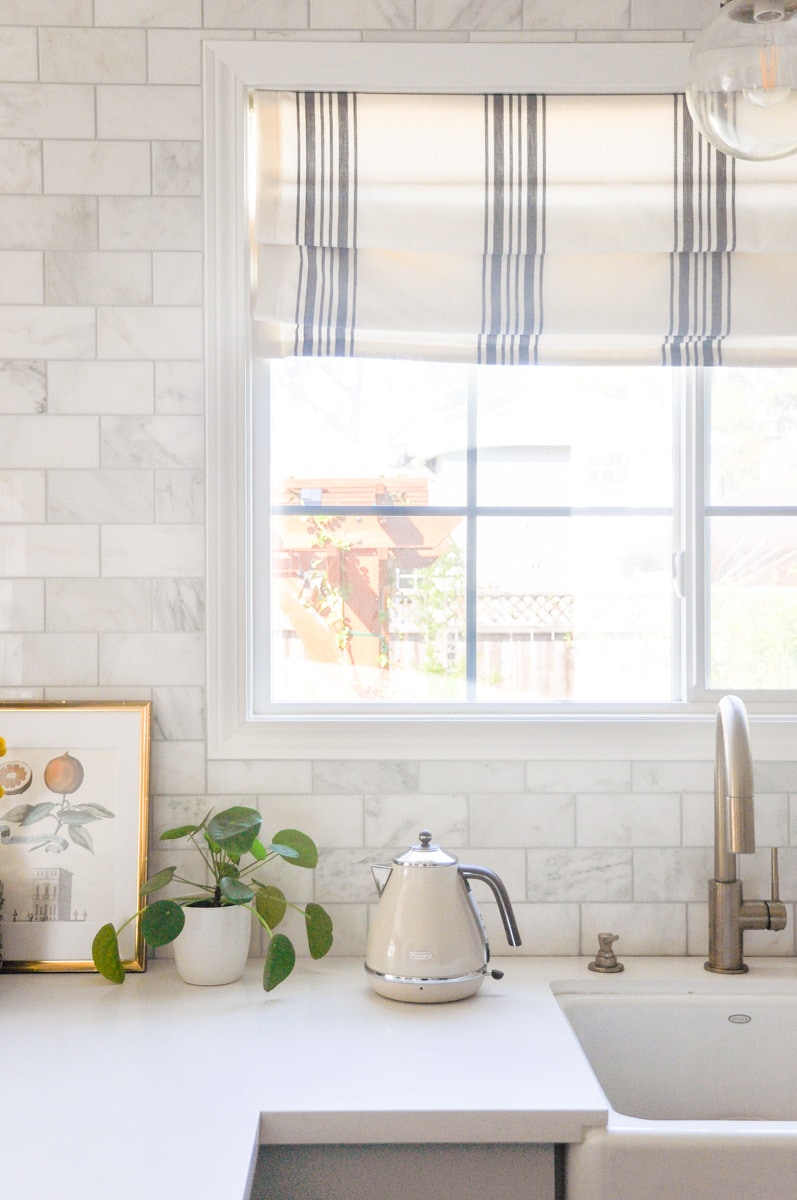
[1,0,795,963]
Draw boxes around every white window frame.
[204,38,797,761]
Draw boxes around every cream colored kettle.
[364,830,522,1003]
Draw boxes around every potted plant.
[92,805,333,990]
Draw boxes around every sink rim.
[554,983,797,1131]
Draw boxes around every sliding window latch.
[671,550,686,599]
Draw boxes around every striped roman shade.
[252,91,797,366]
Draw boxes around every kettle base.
[365,965,485,1004]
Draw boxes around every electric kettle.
[364,830,522,1003]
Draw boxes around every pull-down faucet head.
[714,693,755,882]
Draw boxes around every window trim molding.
[204,39,797,761]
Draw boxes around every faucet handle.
[768,847,788,932]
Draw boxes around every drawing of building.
[33,868,73,922]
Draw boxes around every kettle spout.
[371,863,393,897]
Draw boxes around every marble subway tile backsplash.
[94,0,203,30]
[1,2,795,963]
[45,251,152,306]
[0,141,41,193]
[0,29,38,81]
[96,85,201,141]
[39,27,148,82]
[44,142,152,196]
[0,416,99,468]
[417,1,523,31]
[522,0,630,31]
[101,414,204,469]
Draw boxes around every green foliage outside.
[710,591,797,690]
[402,541,466,676]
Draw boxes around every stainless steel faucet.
[705,694,787,973]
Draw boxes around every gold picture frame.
[0,701,150,973]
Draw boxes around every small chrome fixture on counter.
[365,830,521,1003]
[706,694,787,973]
[588,932,624,974]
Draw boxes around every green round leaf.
[160,823,201,841]
[141,899,185,947]
[271,828,318,869]
[207,806,262,856]
[160,807,213,841]
[263,933,296,992]
[219,876,254,904]
[305,903,334,959]
[268,842,298,860]
[140,866,177,895]
[92,923,125,984]
[255,884,286,929]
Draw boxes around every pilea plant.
[92,806,333,991]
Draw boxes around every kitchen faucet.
[705,694,787,973]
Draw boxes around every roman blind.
[252,90,797,366]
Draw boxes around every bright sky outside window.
[705,368,797,690]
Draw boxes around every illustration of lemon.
[0,760,33,795]
[43,751,85,795]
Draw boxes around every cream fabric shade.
[252,90,797,366]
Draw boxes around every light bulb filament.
[759,41,781,88]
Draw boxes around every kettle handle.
[459,865,522,948]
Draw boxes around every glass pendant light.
[686,0,797,159]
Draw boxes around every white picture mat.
[0,703,149,970]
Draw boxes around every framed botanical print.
[0,701,150,973]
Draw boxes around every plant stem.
[248,902,273,937]
[172,875,214,894]
[188,830,215,877]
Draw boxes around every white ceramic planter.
[172,903,251,986]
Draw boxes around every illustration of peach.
[44,751,85,795]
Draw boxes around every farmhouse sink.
[556,991,797,1122]
[556,986,797,1200]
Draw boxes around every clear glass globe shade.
[686,0,797,160]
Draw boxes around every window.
[260,360,674,707]
[703,368,797,692]
[205,40,797,758]
[255,358,797,711]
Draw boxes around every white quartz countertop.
[4,955,797,1200]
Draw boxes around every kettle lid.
[394,830,458,867]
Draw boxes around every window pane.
[709,368,797,506]
[477,366,673,508]
[264,359,678,707]
[707,515,797,690]
[475,516,673,701]
[271,513,467,703]
[270,358,468,507]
